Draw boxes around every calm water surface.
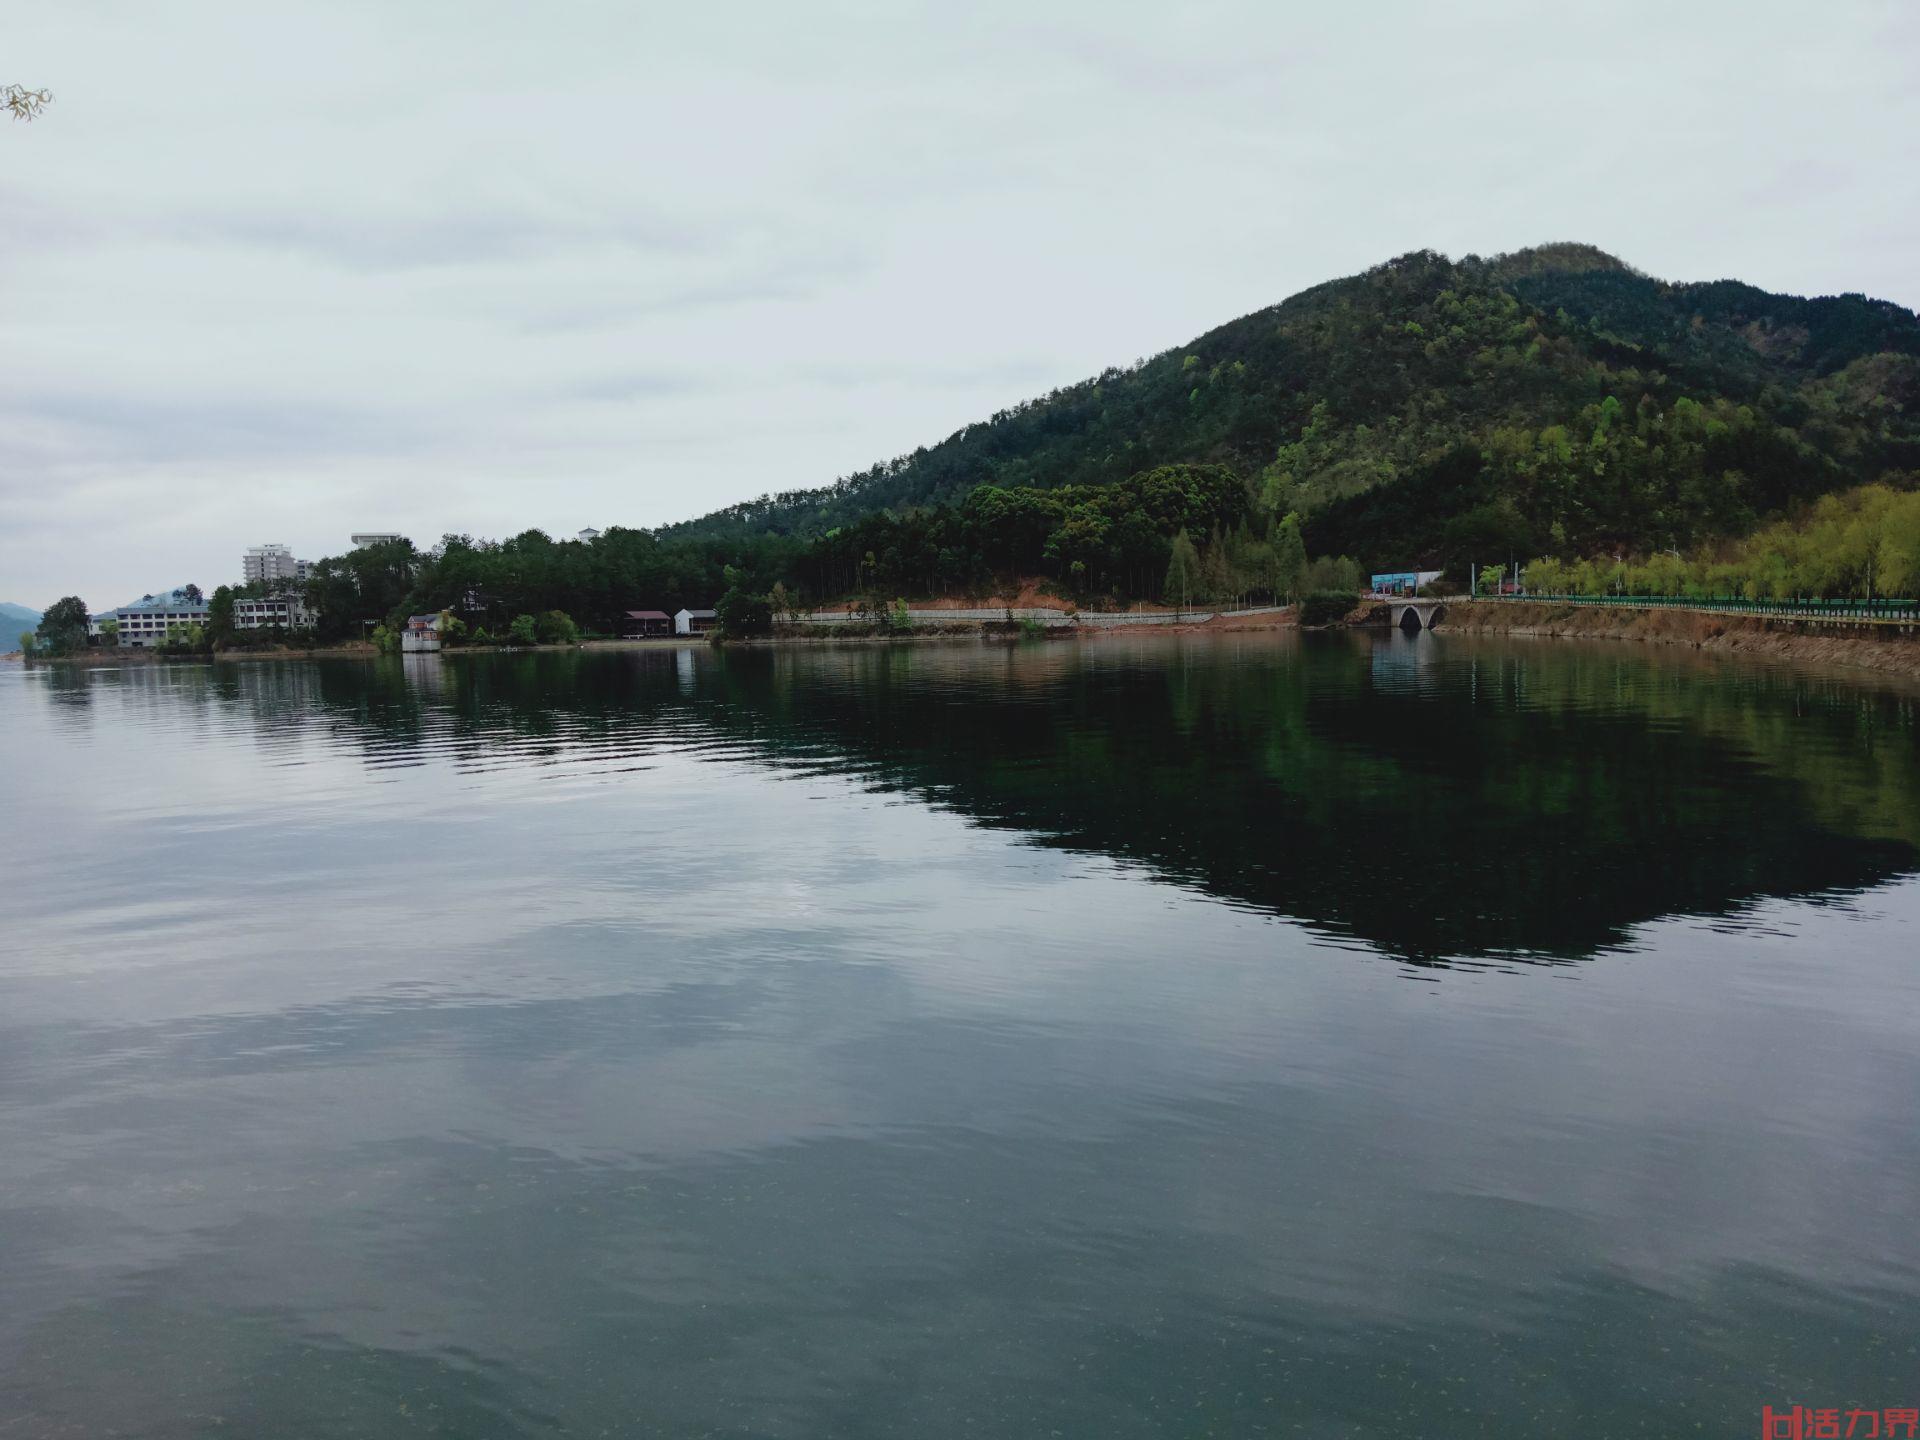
[3,633,1918,1437]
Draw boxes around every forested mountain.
[278,246,1920,639]
[663,245,1920,575]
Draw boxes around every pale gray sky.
[4,0,1917,608]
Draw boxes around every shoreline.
[1429,599,1920,681]
[763,609,1300,641]
[16,603,1919,682]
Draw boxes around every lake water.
[4,633,1919,1438]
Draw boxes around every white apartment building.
[101,591,210,647]
[233,595,315,631]
[89,588,316,647]
[243,543,311,584]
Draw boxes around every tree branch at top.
[5,85,53,121]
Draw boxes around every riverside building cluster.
[86,536,369,646]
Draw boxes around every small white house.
[401,613,444,653]
[577,527,601,542]
[675,607,717,636]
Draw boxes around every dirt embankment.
[1433,600,1920,680]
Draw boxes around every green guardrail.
[1472,593,1920,622]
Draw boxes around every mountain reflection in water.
[7,634,1920,1439]
[35,631,1917,964]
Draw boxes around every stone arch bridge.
[1388,601,1448,631]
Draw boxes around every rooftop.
[103,588,207,617]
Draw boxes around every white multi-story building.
[99,590,210,647]
[88,587,316,646]
[351,532,403,548]
[243,543,311,585]
[233,595,315,631]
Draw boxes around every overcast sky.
[4,1,1916,609]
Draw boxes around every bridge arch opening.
[1397,606,1425,633]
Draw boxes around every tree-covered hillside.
[663,245,1920,575]
[254,246,1920,641]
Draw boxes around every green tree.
[1201,525,1235,604]
[1523,557,1569,595]
[207,586,236,646]
[1303,555,1362,593]
[98,617,120,647]
[35,596,90,655]
[715,587,773,638]
[1478,564,1504,596]
[536,610,578,645]
[1164,529,1200,613]
[1298,592,1357,626]
[181,583,204,604]
[161,622,207,653]
[304,538,417,642]
[1273,515,1308,601]
[507,614,539,646]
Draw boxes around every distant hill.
[1,602,43,646]
[104,588,197,611]
[661,245,1920,571]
